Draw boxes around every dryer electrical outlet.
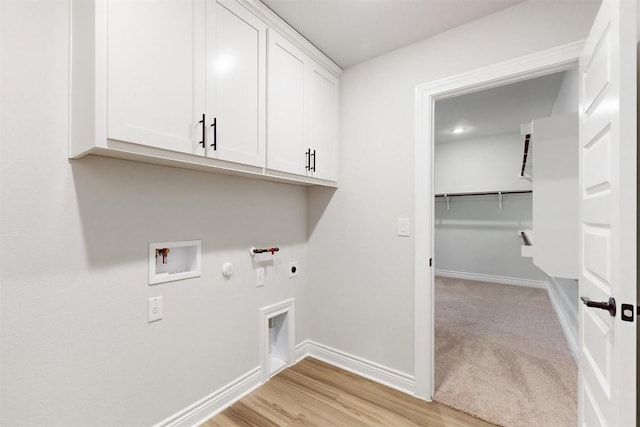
[288,262,299,278]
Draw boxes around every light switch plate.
[398,218,410,236]
[148,296,163,323]
[257,268,265,287]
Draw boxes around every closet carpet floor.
[434,277,577,427]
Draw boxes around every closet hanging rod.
[435,190,532,197]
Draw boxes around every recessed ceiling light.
[451,127,465,134]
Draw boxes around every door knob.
[580,296,616,317]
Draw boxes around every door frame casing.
[413,41,585,400]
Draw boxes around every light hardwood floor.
[203,358,494,426]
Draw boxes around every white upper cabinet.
[266,30,308,176]
[106,0,206,156]
[267,30,339,182]
[206,0,266,167]
[71,0,340,186]
[307,64,339,181]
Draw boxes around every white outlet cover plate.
[148,296,163,322]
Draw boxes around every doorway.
[412,42,583,402]
[431,70,579,426]
[415,4,637,426]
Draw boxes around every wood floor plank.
[202,358,495,427]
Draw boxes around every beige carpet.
[434,277,577,427]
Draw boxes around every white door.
[308,63,339,181]
[578,0,636,426]
[205,0,266,167]
[267,29,308,176]
[107,0,205,155]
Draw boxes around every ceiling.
[261,0,524,68]
[434,71,566,143]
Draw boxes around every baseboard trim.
[296,339,311,362]
[546,278,579,361]
[297,340,415,395]
[435,269,547,289]
[154,366,262,427]
[156,340,416,426]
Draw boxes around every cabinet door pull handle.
[210,117,217,150]
[311,149,316,172]
[198,113,206,148]
[305,149,311,171]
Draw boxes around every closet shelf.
[435,190,532,197]
[520,229,534,258]
[436,190,532,211]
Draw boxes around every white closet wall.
[551,66,579,116]
[435,194,546,283]
[435,133,531,195]
[544,66,580,357]
[434,133,544,284]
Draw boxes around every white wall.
[434,133,531,194]
[1,2,309,425]
[547,276,579,358]
[307,0,598,376]
[434,193,545,282]
[551,66,579,115]
[434,133,542,283]
[1,1,600,423]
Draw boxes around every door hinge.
[621,303,636,322]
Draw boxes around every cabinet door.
[206,0,266,166]
[307,64,339,181]
[266,30,307,176]
[107,0,205,155]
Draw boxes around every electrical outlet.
[257,267,265,287]
[288,261,299,278]
[148,296,163,323]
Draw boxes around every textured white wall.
[0,2,309,425]
[434,133,531,194]
[307,0,598,376]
